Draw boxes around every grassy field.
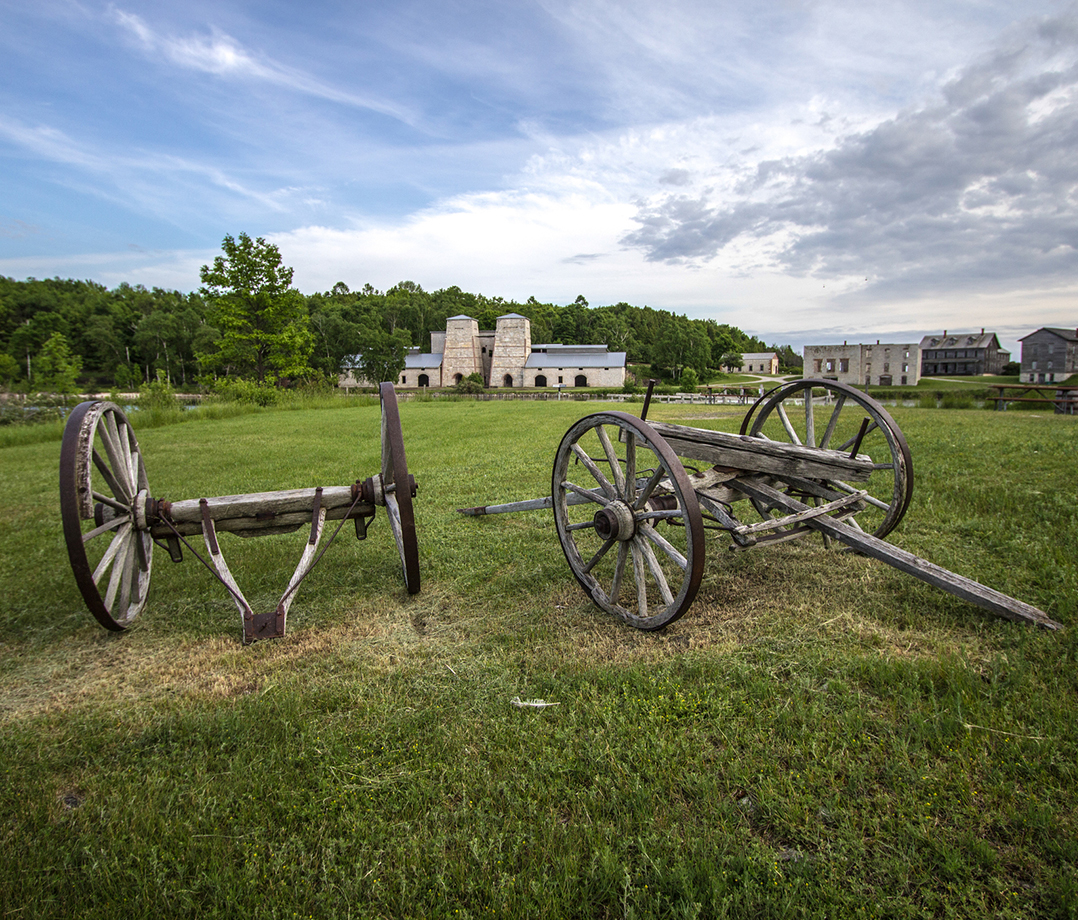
[1,398,1076,918]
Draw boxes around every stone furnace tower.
[487,313,531,388]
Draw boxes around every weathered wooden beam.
[150,486,374,537]
[729,477,1063,630]
[646,421,875,483]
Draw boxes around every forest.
[0,242,800,393]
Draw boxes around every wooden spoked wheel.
[552,412,706,630]
[379,382,420,594]
[59,401,153,630]
[739,378,914,538]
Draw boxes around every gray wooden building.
[919,331,1010,376]
[1019,327,1078,383]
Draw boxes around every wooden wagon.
[461,379,1061,631]
[60,382,419,643]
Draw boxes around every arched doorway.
[503,374,513,387]
[535,375,547,387]
[418,374,429,387]
[454,373,463,385]
[574,374,588,387]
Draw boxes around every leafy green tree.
[720,352,743,372]
[35,332,82,393]
[354,325,410,386]
[0,353,18,389]
[679,367,699,391]
[198,233,312,382]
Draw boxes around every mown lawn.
[1,398,1076,919]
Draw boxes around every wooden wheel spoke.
[623,433,637,502]
[609,542,628,607]
[127,424,148,491]
[83,515,130,544]
[566,520,597,532]
[92,448,131,503]
[804,389,816,447]
[102,530,133,609]
[638,537,675,606]
[630,541,648,620]
[109,412,137,493]
[92,491,132,514]
[92,522,132,582]
[595,426,626,496]
[563,480,610,506]
[633,467,666,510]
[134,531,150,573]
[635,509,683,523]
[118,534,136,613]
[98,416,134,497]
[582,537,617,574]
[818,395,846,449]
[827,478,889,510]
[640,523,688,570]
[776,402,801,445]
[570,443,616,497]
[384,493,407,561]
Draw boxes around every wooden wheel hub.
[593,501,636,541]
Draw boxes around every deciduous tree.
[197,233,312,382]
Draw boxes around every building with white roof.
[342,313,627,389]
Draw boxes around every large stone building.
[342,313,627,389]
[803,342,921,386]
[1019,327,1078,383]
[919,331,1010,376]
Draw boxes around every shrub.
[138,377,180,412]
[679,368,699,391]
[212,376,283,406]
[455,373,486,395]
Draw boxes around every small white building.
[341,312,627,389]
[738,352,780,374]
[803,342,921,386]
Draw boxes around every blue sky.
[2,0,1077,356]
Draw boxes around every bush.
[212,376,283,406]
[679,368,699,391]
[138,377,180,412]
[455,373,486,395]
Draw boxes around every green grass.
[1,400,1076,918]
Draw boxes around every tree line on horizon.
[0,235,801,394]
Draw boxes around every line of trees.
[0,235,800,393]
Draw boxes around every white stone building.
[342,313,627,389]
[803,342,921,386]
[738,352,780,374]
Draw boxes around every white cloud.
[107,6,417,125]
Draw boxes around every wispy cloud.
[108,6,418,126]
[0,113,295,217]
